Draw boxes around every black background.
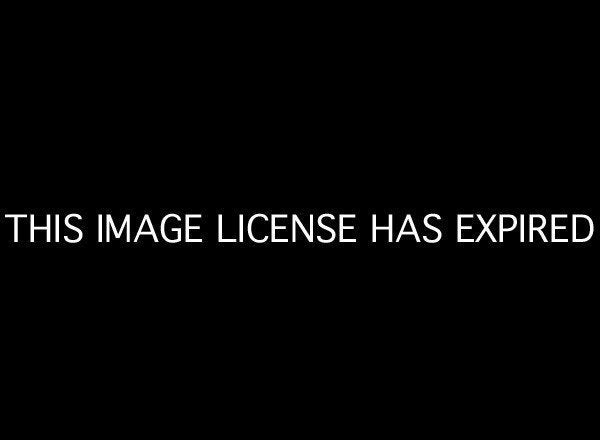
[1,6,597,434]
